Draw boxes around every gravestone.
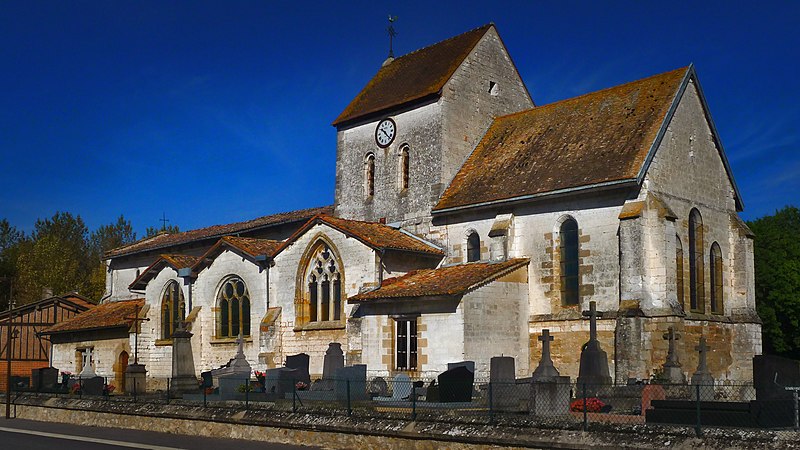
[78,348,96,379]
[490,356,515,384]
[530,329,571,416]
[393,373,413,400]
[334,364,368,401]
[171,324,198,395]
[447,360,475,373]
[576,301,612,396]
[263,367,298,397]
[81,375,105,396]
[369,377,388,397]
[125,363,147,394]
[661,327,686,384]
[753,354,800,400]
[490,356,521,410]
[323,343,344,378]
[31,367,58,392]
[217,334,253,399]
[438,366,474,403]
[691,337,714,401]
[285,353,311,385]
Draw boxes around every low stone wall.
[10,394,798,449]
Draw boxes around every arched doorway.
[115,351,129,393]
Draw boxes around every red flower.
[570,397,605,412]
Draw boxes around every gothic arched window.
[161,281,185,340]
[303,241,343,324]
[399,145,410,191]
[466,231,480,262]
[710,242,723,314]
[217,277,250,338]
[676,235,685,308]
[365,153,375,197]
[560,218,579,306]
[688,208,705,312]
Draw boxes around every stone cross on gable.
[582,301,603,342]
[663,327,681,367]
[695,336,710,374]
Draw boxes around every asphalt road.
[0,418,321,450]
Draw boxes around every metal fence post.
[79,378,83,400]
[582,383,588,432]
[488,382,494,424]
[245,377,249,410]
[203,383,207,408]
[411,385,417,420]
[166,378,170,403]
[132,377,137,403]
[793,389,799,432]
[292,380,297,413]
[346,379,352,417]
[695,384,702,437]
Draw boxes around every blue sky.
[1,1,798,236]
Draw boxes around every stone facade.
[50,25,760,387]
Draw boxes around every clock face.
[375,118,396,148]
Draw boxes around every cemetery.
[9,301,800,445]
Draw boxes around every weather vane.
[387,15,398,58]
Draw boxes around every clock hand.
[379,130,388,139]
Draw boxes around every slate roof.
[105,205,332,259]
[332,24,493,127]
[349,258,529,302]
[277,215,444,257]
[42,298,144,335]
[434,67,690,212]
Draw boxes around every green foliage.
[0,219,25,310]
[145,224,180,238]
[91,215,136,257]
[748,206,800,359]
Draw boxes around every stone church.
[48,24,761,386]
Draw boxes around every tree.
[91,215,137,257]
[0,219,24,311]
[15,212,95,305]
[145,224,180,238]
[748,206,800,359]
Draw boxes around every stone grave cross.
[532,329,560,379]
[235,333,245,358]
[582,301,603,344]
[125,304,150,365]
[663,327,681,367]
[695,336,710,374]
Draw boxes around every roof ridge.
[392,23,492,61]
[496,66,690,122]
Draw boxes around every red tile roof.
[161,254,202,269]
[277,215,444,257]
[434,67,689,212]
[42,299,144,335]
[105,205,333,259]
[219,236,283,259]
[128,254,200,290]
[333,24,493,127]
[349,258,529,302]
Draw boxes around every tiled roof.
[278,215,444,257]
[128,254,200,290]
[219,236,283,259]
[41,299,144,335]
[435,67,689,212]
[105,205,333,259]
[161,254,202,269]
[349,258,529,302]
[332,24,493,127]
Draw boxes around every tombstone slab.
[447,361,475,373]
[263,367,298,397]
[285,353,311,385]
[32,367,58,392]
[125,363,147,395]
[334,364,368,401]
[691,336,714,401]
[322,343,344,380]
[171,326,198,395]
[369,377,388,398]
[80,376,105,396]
[438,366,474,403]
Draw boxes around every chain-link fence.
[7,375,800,439]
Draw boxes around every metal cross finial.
[387,15,398,58]
[125,304,150,365]
[159,212,170,232]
